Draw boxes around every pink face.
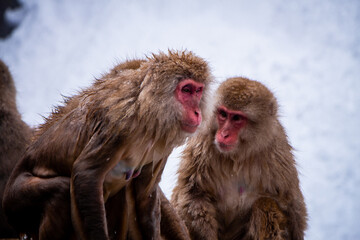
[175,79,204,133]
[215,105,247,151]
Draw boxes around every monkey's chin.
[180,123,199,133]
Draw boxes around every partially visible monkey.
[172,77,307,240]
[3,51,213,240]
[0,60,32,238]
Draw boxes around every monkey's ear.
[268,100,278,116]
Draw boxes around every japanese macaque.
[3,51,212,240]
[0,60,32,238]
[171,77,307,240]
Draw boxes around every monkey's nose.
[221,131,229,139]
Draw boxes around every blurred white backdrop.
[1,0,359,239]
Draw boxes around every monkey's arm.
[159,187,190,240]
[71,132,116,240]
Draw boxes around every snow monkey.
[0,60,32,238]
[3,51,213,240]
[171,77,307,240]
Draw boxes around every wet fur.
[3,51,213,240]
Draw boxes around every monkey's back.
[23,83,133,177]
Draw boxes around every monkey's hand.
[247,197,289,240]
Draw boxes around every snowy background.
[1,0,359,239]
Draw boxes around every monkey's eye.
[232,115,243,122]
[218,110,227,119]
[195,87,203,93]
[181,85,192,94]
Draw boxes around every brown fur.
[172,77,307,240]
[3,51,213,240]
[0,60,32,238]
[160,186,190,240]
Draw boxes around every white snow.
[1,0,359,239]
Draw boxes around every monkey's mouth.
[181,122,199,133]
[217,142,235,152]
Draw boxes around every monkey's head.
[138,51,213,136]
[213,77,278,154]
